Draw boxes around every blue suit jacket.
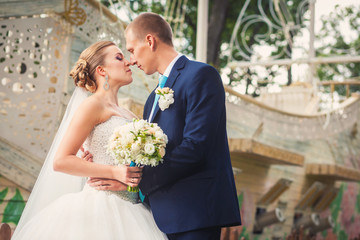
[139,56,241,234]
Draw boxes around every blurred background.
[0,0,359,239]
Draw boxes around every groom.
[125,13,241,239]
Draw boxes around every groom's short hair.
[126,12,173,47]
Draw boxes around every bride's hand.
[87,178,127,191]
[114,165,143,187]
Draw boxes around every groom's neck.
[156,46,179,75]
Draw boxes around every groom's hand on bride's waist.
[87,178,128,191]
[81,149,93,162]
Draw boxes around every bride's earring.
[103,74,109,90]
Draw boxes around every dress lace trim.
[83,116,139,204]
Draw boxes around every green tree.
[316,4,360,96]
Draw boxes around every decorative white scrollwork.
[228,0,309,63]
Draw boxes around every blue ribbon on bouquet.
[129,161,145,202]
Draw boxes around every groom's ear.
[145,34,156,51]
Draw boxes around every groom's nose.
[129,55,137,66]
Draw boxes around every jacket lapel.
[150,56,188,122]
[145,91,156,120]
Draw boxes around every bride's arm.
[53,98,142,187]
[81,150,128,191]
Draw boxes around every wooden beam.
[229,138,304,166]
[257,178,292,206]
[295,181,325,210]
[0,136,42,191]
[306,163,360,182]
[318,79,360,86]
[0,160,36,192]
[312,187,338,212]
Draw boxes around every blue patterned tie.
[149,75,168,121]
[159,75,168,88]
[140,75,168,202]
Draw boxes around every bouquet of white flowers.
[106,119,168,192]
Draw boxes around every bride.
[12,41,167,240]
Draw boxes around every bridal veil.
[13,87,89,236]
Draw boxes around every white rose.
[125,133,134,143]
[159,99,170,111]
[153,125,161,132]
[131,142,141,152]
[155,130,164,139]
[144,144,155,155]
[120,138,127,146]
[118,150,126,159]
[168,98,174,104]
[157,89,174,111]
[135,120,146,130]
[135,139,142,146]
[150,159,157,167]
[135,154,143,164]
[114,131,121,138]
[165,93,173,100]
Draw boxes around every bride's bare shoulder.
[72,95,104,125]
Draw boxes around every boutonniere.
[155,87,174,111]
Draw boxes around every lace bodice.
[84,115,129,166]
[83,115,139,204]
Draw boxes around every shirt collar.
[161,53,183,78]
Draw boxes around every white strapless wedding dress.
[14,116,167,240]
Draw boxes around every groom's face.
[125,29,156,75]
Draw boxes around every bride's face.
[103,45,133,87]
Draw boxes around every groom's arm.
[140,65,226,194]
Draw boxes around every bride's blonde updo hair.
[70,41,115,93]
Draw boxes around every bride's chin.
[122,78,133,87]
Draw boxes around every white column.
[196,0,208,63]
[308,0,316,84]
